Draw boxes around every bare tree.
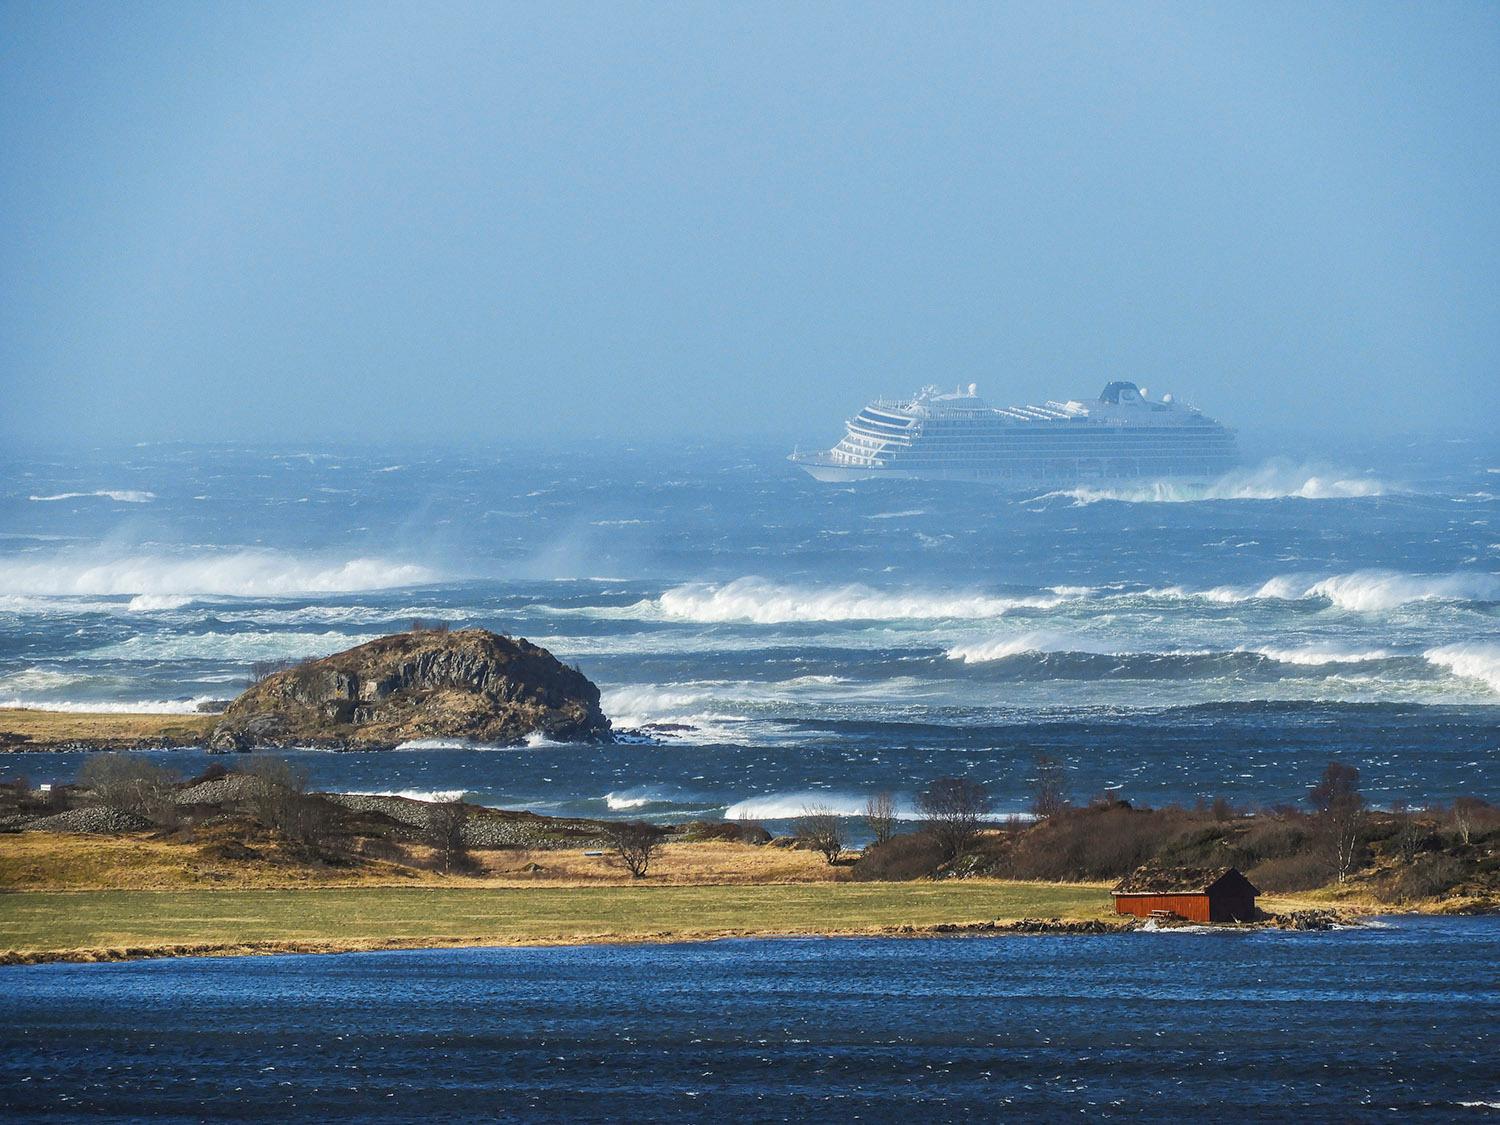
[78,754,178,823]
[794,804,845,865]
[249,659,299,683]
[917,776,992,859]
[606,821,664,878]
[237,757,331,848]
[864,791,898,847]
[1452,797,1483,846]
[1309,761,1365,883]
[1029,755,1069,821]
[425,801,472,873]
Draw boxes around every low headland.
[1,628,1493,963]
[1,759,1493,964]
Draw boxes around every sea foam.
[1424,643,1500,696]
[648,577,1069,624]
[28,489,156,503]
[1040,461,1394,505]
[0,550,436,598]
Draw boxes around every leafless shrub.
[1210,796,1237,822]
[917,776,992,859]
[606,821,664,878]
[1029,755,1069,821]
[1248,852,1331,892]
[410,619,450,634]
[1002,804,1185,881]
[424,802,473,873]
[1449,797,1499,846]
[864,791,898,847]
[851,832,946,881]
[793,804,845,865]
[249,659,298,683]
[237,757,331,847]
[1377,854,1468,903]
[78,754,178,824]
[733,810,769,844]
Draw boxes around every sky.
[2,1,1497,447]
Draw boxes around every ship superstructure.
[789,382,1237,484]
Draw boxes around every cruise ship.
[789,381,1238,485]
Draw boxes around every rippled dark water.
[2,918,1495,1121]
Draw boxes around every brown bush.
[1248,852,1330,892]
[1232,816,1313,864]
[851,832,946,881]
[1377,854,1469,904]
[681,819,771,845]
[1001,804,1194,881]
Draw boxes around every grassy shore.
[0,708,214,749]
[0,881,1134,962]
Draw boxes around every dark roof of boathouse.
[1111,865,1259,896]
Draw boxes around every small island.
[0,627,612,753]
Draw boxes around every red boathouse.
[1111,865,1259,923]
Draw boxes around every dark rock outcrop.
[209,629,610,751]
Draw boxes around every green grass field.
[0,881,1113,957]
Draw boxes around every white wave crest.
[649,577,1067,624]
[345,788,468,803]
[126,594,196,612]
[1149,570,1499,612]
[88,630,379,662]
[0,550,436,598]
[0,697,215,714]
[28,489,156,503]
[1249,644,1396,666]
[0,669,87,692]
[723,790,922,821]
[1298,571,1500,612]
[946,631,1109,663]
[1424,643,1500,695]
[1043,461,1394,505]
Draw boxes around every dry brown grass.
[0,708,215,747]
[0,832,843,891]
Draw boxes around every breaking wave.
[28,489,156,503]
[723,790,922,821]
[946,631,1110,663]
[647,577,1069,623]
[0,697,215,714]
[1246,644,1395,666]
[1153,569,1499,612]
[344,788,468,803]
[1423,643,1500,696]
[1042,462,1395,505]
[88,631,379,662]
[0,550,437,598]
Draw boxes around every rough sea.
[3,436,1499,1120]
[2,918,1496,1120]
[0,436,1495,819]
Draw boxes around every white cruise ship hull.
[791,381,1238,486]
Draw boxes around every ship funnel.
[968,382,978,396]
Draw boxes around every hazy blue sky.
[2,2,1496,446]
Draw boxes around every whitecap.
[28,489,156,503]
[0,550,437,598]
[1424,642,1500,695]
[1038,461,1396,505]
[645,577,1070,624]
[0,697,216,714]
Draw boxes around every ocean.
[2,918,1496,1120]
[0,436,1495,819]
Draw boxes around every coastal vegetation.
[0,754,1493,962]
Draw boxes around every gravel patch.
[174,775,258,805]
[23,806,152,834]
